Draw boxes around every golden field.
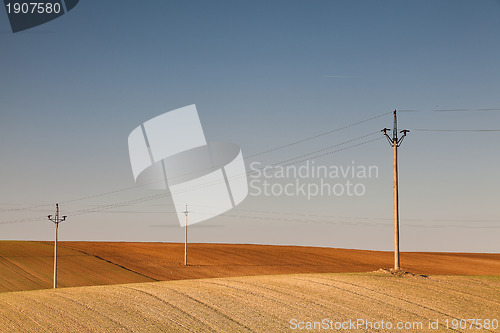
[0,273,498,332]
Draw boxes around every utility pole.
[47,203,67,288]
[382,110,409,271]
[183,205,188,266]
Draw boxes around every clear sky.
[1,1,499,252]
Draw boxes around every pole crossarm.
[47,207,67,225]
[397,129,410,146]
[381,110,410,147]
[381,128,393,145]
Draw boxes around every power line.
[0,185,140,213]
[269,132,379,167]
[57,203,500,228]
[164,135,382,203]
[412,129,500,132]
[0,131,382,224]
[0,111,390,215]
[2,107,499,228]
[144,131,382,191]
[0,216,44,225]
[214,212,500,229]
[6,199,492,229]
[170,203,500,228]
[69,134,381,217]
[246,111,390,159]
[4,108,497,216]
[4,202,498,230]
[399,108,500,113]
[277,137,383,169]
[6,126,497,226]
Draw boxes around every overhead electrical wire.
[215,213,499,229]
[56,132,382,218]
[276,136,383,169]
[399,108,500,113]
[2,108,499,229]
[50,133,500,230]
[9,203,495,229]
[245,111,390,159]
[0,111,389,216]
[4,134,377,221]
[412,129,500,132]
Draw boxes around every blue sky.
[1,1,499,252]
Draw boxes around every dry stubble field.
[0,273,498,332]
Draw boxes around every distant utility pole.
[382,110,409,271]
[47,203,67,288]
[183,205,189,266]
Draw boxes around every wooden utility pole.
[382,110,409,270]
[183,205,188,266]
[47,203,67,288]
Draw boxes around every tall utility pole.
[183,205,189,266]
[382,110,409,271]
[47,203,67,288]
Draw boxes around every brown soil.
[0,241,154,293]
[59,242,500,282]
[2,241,498,293]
